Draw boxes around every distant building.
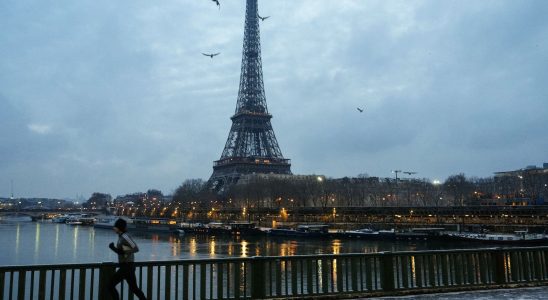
[493,163,548,205]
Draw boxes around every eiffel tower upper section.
[210,0,291,190]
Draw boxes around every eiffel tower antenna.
[209,0,291,192]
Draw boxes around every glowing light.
[189,237,197,256]
[15,224,20,256]
[241,240,249,257]
[209,239,216,257]
[34,223,41,260]
[332,240,341,255]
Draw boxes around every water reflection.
[332,240,341,254]
[54,224,60,258]
[255,243,261,256]
[89,226,95,255]
[189,237,197,257]
[34,222,41,260]
[169,236,181,257]
[227,240,233,256]
[411,256,417,282]
[72,225,79,259]
[241,240,248,257]
[15,223,20,257]
[209,238,216,257]
[279,241,298,256]
[318,260,324,287]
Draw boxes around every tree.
[146,189,163,200]
[443,174,474,206]
[172,179,207,209]
[83,193,112,209]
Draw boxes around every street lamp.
[317,176,327,207]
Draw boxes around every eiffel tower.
[209,0,291,191]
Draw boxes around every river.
[1,217,501,266]
[2,217,547,299]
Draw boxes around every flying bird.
[258,15,270,21]
[211,0,220,9]
[403,171,417,175]
[356,107,364,113]
[202,52,220,58]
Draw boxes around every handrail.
[1,246,547,299]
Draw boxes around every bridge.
[1,246,547,299]
[0,209,103,221]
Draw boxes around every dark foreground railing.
[1,246,547,299]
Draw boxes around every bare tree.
[443,174,474,206]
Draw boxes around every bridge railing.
[1,246,547,299]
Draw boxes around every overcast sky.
[1,0,547,199]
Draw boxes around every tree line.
[170,172,547,210]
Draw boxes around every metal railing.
[1,246,547,299]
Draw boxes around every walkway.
[365,286,548,299]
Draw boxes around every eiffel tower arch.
[209,0,291,192]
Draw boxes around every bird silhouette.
[202,52,220,58]
[403,171,417,175]
[258,15,270,21]
[211,0,220,9]
[356,107,364,113]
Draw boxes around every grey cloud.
[1,1,547,197]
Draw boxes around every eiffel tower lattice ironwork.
[209,0,291,191]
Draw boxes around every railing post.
[494,248,507,285]
[17,270,26,300]
[250,256,266,299]
[380,252,395,292]
[99,262,117,300]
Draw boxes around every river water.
[2,218,547,299]
[1,217,483,266]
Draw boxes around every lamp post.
[432,179,442,224]
[317,176,327,208]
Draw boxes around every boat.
[204,222,231,235]
[66,220,82,225]
[51,215,68,223]
[177,222,207,234]
[79,217,96,225]
[344,228,396,239]
[229,222,264,236]
[132,218,178,233]
[442,230,548,244]
[268,224,330,238]
[395,227,446,241]
[94,216,132,229]
[65,214,95,226]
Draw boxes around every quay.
[1,246,547,299]
[2,205,548,229]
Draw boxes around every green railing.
[1,246,547,299]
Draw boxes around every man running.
[108,218,147,300]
